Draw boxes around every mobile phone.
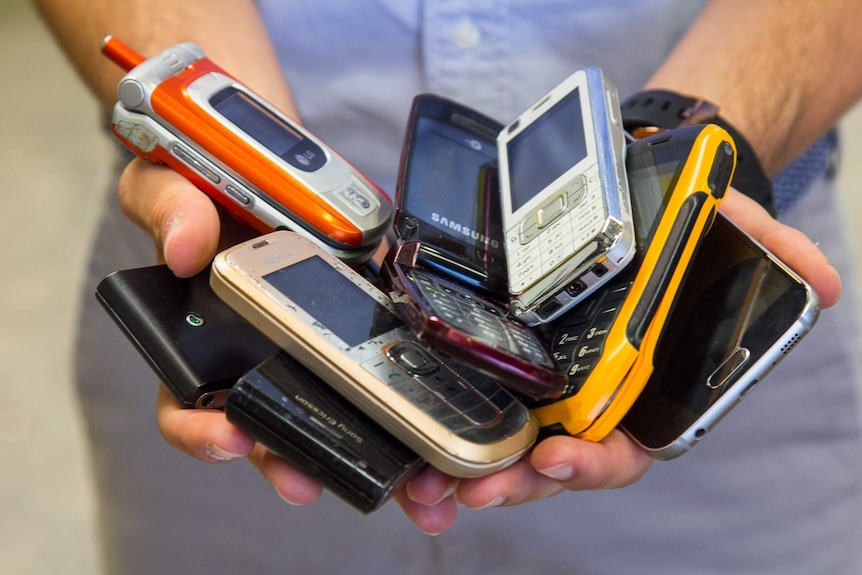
[497,67,634,325]
[381,94,565,400]
[391,93,507,298]
[100,36,392,266]
[530,124,735,440]
[95,265,278,409]
[226,351,426,514]
[620,212,820,459]
[210,230,538,477]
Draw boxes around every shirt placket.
[420,0,513,120]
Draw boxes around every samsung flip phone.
[382,94,564,400]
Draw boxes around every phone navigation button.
[386,341,440,377]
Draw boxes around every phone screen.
[621,214,811,448]
[403,116,500,258]
[506,88,588,212]
[210,86,325,171]
[263,256,402,348]
[626,145,684,255]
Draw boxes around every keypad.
[546,278,632,400]
[507,164,606,293]
[410,269,554,368]
[358,340,522,435]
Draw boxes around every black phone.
[620,212,820,459]
[96,264,425,512]
[95,264,278,408]
[392,93,508,297]
[226,351,426,514]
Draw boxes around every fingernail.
[418,527,443,537]
[407,477,459,506]
[204,443,243,463]
[427,481,459,506]
[273,485,306,507]
[162,214,183,265]
[477,495,506,509]
[537,463,574,481]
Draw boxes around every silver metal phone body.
[497,67,634,325]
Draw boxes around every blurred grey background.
[2,1,862,574]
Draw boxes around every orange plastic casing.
[531,124,736,441]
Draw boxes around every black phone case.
[226,351,426,514]
[95,264,279,409]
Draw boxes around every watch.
[621,89,776,217]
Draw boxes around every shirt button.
[452,17,481,49]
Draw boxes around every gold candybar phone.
[210,231,538,477]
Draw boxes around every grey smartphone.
[620,212,820,459]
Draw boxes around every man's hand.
[396,430,652,535]
[123,158,840,529]
[118,159,223,276]
[718,190,841,307]
[391,188,843,534]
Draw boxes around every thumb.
[719,190,841,308]
[118,159,221,277]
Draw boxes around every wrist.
[621,89,776,217]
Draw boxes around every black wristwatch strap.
[621,89,776,217]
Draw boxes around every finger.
[155,385,255,463]
[719,190,841,307]
[118,159,221,277]
[246,444,324,506]
[455,459,565,509]
[405,466,459,506]
[529,431,652,491]
[393,490,458,536]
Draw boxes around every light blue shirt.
[259,1,704,194]
[79,4,862,574]
[259,0,829,214]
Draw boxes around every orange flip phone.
[531,124,735,441]
[101,36,392,266]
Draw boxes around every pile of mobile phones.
[97,38,821,513]
[97,265,425,513]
